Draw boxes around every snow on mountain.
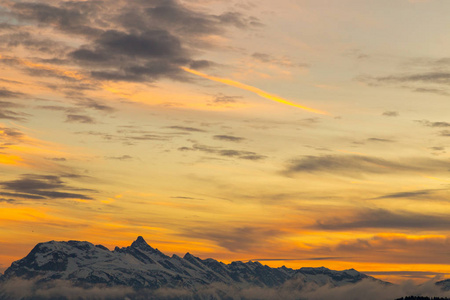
[0,236,383,291]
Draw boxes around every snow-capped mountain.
[436,279,450,291]
[0,236,381,291]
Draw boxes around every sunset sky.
[1,0,450,284]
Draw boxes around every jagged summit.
[0,236,388,291]
[131,236,148,247]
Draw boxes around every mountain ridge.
[1,236,381,289]
[1,236,449,299]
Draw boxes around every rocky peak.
[130,236,152,250]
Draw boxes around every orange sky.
[1,0,450,284]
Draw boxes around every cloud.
[65,114,95,124]
[367,138,394,143]
[251,52,309,68]
[0,174,95,200]
[10,1,104,36]
[0,90,28,121]
[360,68,450,95]
[75,129,171,145]
[0,198,18,204]
[166,125,207,132]
[181,226,283,252]
[314,208,450,231]
[373,72,450,85]
[382,111,399,117]
[430,146,445,151]
[37,105,78,112]
[213,135,245,142]
[75,99,115,113]
[5,0,262,84]
[373,189,437,200]
[45,157,67,162]
[208,94,243,107]
[0,278,133,300]
[105,155,133,161]
[414,87,449,96]
[0,88,25,99]
[181,67,329,114]
[324,234,450,266]
[0,127,25,139]
[365,271,449,277]
[440,130,450,137]
[416,119,450,128]
[283,154,450,177]
[179,143,266,160]
[0,110,29,121]
[3,277,450,300]
[252,257,347,262]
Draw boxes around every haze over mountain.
[1,237,450,300]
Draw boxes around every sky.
[1,0,450,284]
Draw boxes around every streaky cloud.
[181,67,329,115]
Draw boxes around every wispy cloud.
[181,67,329,114]
[0,174,96,200]
[314,208,450,230]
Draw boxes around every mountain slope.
[0,236,383,291]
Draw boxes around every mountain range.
[0,236,449,299]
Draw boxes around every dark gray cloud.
[37,105,81,113]
[382,111,399,117]
[179,143,266,161]
[0,127,25,139]
[0,192,45,200]
[166,126,206,132]
[414,87,449,96]
[45,157,67,162]
[11,1,104,36]
[440,130,450,137]
[327,234,450,265]
[0,101,21,109]
[283,154,450,177]
[416,119,450,128]
[371,72,450,85]
[367,138,394,143]
[188,59,211,70]
[75,129,171,145]
[209,94,243,106]
[297,117,320,127]
[213,135,245,142]
[314,208,450,231]
[373,189,437,200]
[430,146,445,151]
[0,109,29,121]
[0,198,18,204]
[251,257,347,262]
[0,89,28,121]
[75,99,115,113]
[65,114,95,124]
[365,271,448,277]
[105,155,133,161]
[170,196,203,200]
[0,174,96,200]
[0,31,70,55]
[182,226,282,252]
[5,0,261,83]
[360,67,450,96]
[0,88,25,99]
